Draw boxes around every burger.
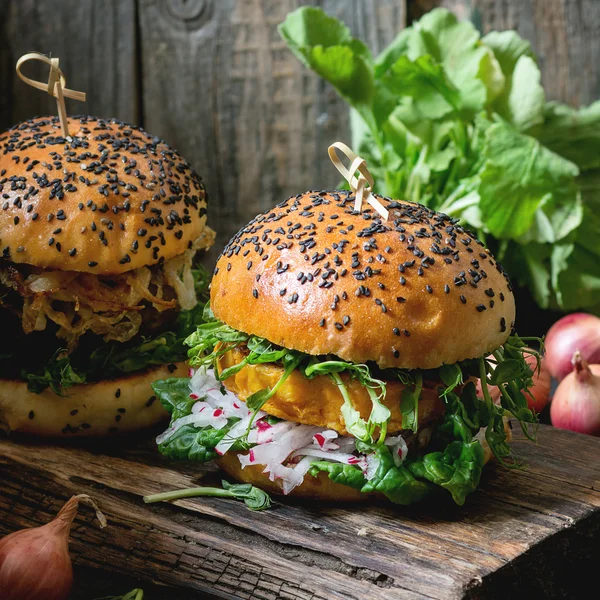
[153,191,539,505]
[0,115,214,437]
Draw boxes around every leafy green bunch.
[279,7,600,315]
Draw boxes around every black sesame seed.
[476,304,486,312]
[252,288,259,299]
[460,295,467,304]
[396,297,406,303]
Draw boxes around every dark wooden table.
[0,424,598,599]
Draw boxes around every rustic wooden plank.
[413,0,600,106]
[137,0,406,266]
[0,0,138,132]
[0,425,598,599]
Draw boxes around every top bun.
[0,116,208,275]
[211,191,516,370]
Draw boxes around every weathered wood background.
[0,0,598,266]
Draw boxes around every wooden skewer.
[15,52,86,137]
[328,141,389,220]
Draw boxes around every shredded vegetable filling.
[156,367,411,494]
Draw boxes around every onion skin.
[545,313,600,381]
[550,352,600,437]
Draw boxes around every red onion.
[550,351,600,436]
[545,313,600,381]
[0,494,106,600]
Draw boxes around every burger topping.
[0,249,199,350]
[156,367,415,495]
[152,315,542,504]
[185,305,539,464]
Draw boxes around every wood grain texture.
[0,425,598,599]
[0,0,138,131]
[414,0,600,105]
[138,0,405,264]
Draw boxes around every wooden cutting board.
[1,424,598,600]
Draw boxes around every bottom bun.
[217,419,512,502]
[0,362,188,437]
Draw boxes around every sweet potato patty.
[217,346,445,435]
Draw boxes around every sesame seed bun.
[0,362,187,437]
[211,191,516,370]
[0,116,208,275]
[216,419,509,502]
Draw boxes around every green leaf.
[407,8,497,115]
[158,423,238,463]
[361,444,430,504]
[374,27,412,77]
[439,363,463,392]
[222,480,272,510]
[23,349,86,395]
[477,121,581,240]
[482,30,534,75]
[246,388,271,412]
[551,235,600,312]
[308,461,366,490]
[383,54,461,119]
[408,440,484,506]
[278,6,355,58]
[489,359,528,385]
[278,6,375,124]
[534,101,600,171]
[400,373,423,432]
[151,377,194,418]
[493,55,545,131]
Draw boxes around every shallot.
[523,354,551,414]
[550,351,600,436]
[545,313,600,381]
[0,494,106,600]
